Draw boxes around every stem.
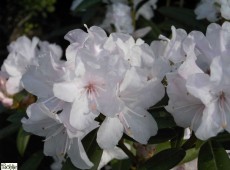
[118,139,137,164]
[128,0,136,30]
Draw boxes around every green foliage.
[111,159,132,170]
[20,0,56,14]
[17,127,30,156]
[141,148,186,170]
[19,151,44,170]
[198,140,230,170]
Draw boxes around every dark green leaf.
[17,127,30,156]
[7,111,26,123]
[211,132,230,149]
[142,148,186,170]
[82,129,103,170]
[62,158,76,170]
[170,127,184,148]
[137,16,161,40]
[158,7,207,32]
[111,159,131,170]
[198,140,230,170]
[180,147,199,165]
[148,128,177,144]
[0,123,21,140]
[150,110,176,129]
[73,0,101,12]
[20,151,44,170]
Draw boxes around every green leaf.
[155,141,171,154]
[62,158,76,170]
[158,7,207,32]
[82,129,103,170]
[17,127,30,156]
[180,147,199,165]
[7,111,26,123]
[148,128,177,144]
[142,148,186,170]
[150,110,176,129]
[137,16,161,41]
[111,159,131,170]
[212,132,230,149]
[20,151,44,170]
[170,127,184,148]
[0,123,21,140]
[73,0,101,12]
[198,140,230,170]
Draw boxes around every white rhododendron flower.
[195,0,230,21]
[101,2,134,34]
[53,25,165,150]
[1,36,62,95]
[100,0,154,37]
[219,0,230,20]
[21,53,98,169]
[135,0,158,20]
[194,0,219,22]
[166,22,230,140]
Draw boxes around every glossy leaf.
[20,151,44,170]
[198,140,230,170]
[180,147,199,165]
[148,128,177,144]
[150,110,176,129]
[17,127,30,156]
[62,159,76,170]
[142,148,186,170]
[111,159,131,170]
[82,129,103,170]
[212,132,230,150]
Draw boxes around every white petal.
[22,66,52,98]
[6,76,22,94]
[186,73,213,105]
[68,138,94,169]
[53,82,77,102]
[97,117,124,149]
[69,97,97,130]
[98,146,128,170]
[122,107,158,144]
[165,72,204,129]
[195,103,223,140]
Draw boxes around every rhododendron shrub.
[1,1,230,170]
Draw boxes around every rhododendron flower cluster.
[1,25,166,169]
[165,22,230,140]
[195,0,230,21]
[2,19,230,169]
